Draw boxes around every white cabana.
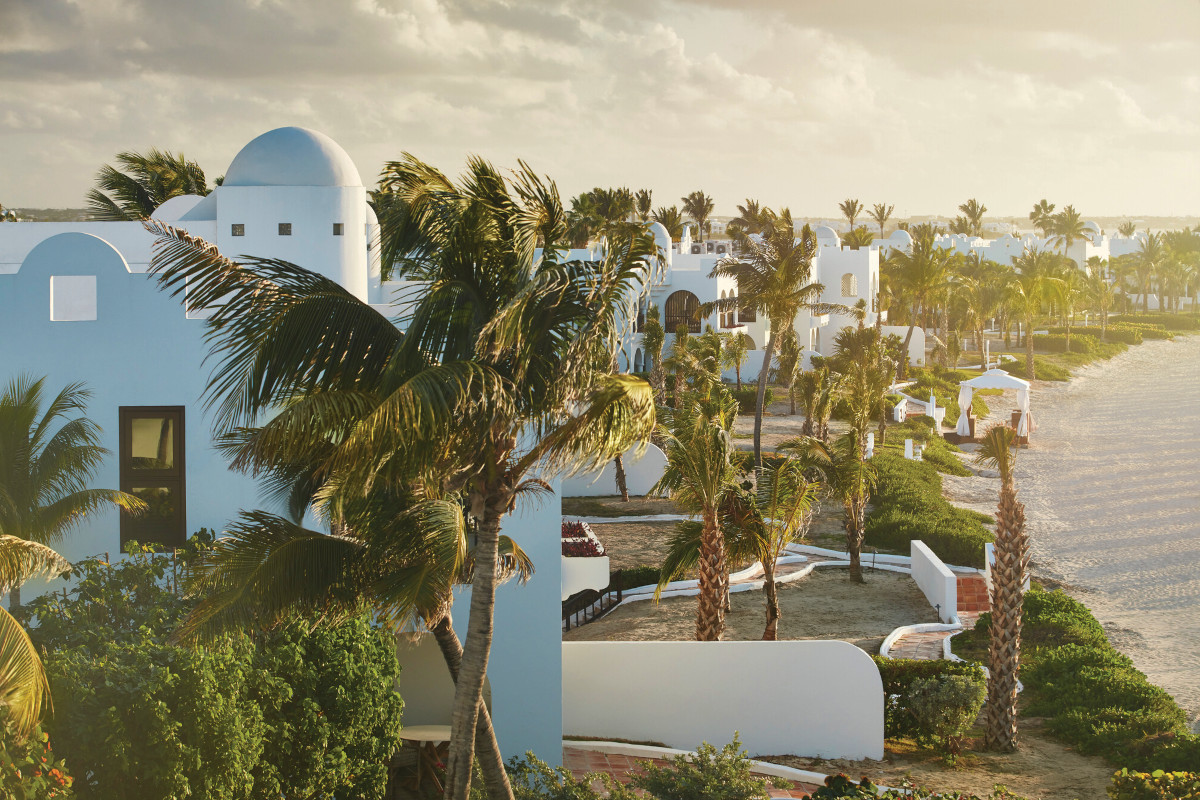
[955,368,1034,439]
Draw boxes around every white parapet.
[562,640,884,760]
[910,540,958,623]
[561,555,610,601]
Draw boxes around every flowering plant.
[0,717,73,799]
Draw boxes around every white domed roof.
[814,225,840,243]
[151,194,205,221]
[1082,220,1101,233]
[223,127,362,188]
[365,202,379,225]
[888,229,913,245]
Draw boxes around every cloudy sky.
[3,0,1198,218]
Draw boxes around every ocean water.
[1016,333,1200,721]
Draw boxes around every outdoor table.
[398,724,452,793]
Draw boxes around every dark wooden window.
[231,224,245,236]
[333,223,344,236]
[120,407,186,549]
[739,296,756,323]
[278,223,292,236]
[664,290,701,334]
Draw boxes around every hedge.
[1116,312,1200,331]
[732,386,774,415]
[865,451,993,567]
[1000,357,1071,382]
[870,656,984,739]
[1031,333,1098,354]
[1046,325,1143,345]
[1109,769,1200,800]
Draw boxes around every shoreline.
[938,334,1200,723]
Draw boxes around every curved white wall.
[563,640,884,760]
[911,540,957,623]
[561,555,611,601]
[562,443,668,497]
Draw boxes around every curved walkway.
[886,573,989,660]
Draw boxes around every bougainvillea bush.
[0,716,73,800]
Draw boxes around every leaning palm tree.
[752,458,819,639]
[869,203,894,238]
[146,155,658,800]
[782,432,876,583]
[87,149,210,221]
[838,198,863,231]
[707,219,839,467]
[681,190,715,242]
[0,376,144,609]
[974,424,1028,752]
[650,396,740,641]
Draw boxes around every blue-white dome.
[223,127,362,188]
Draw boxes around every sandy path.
[563,568,938,651]
[590,520,682,572]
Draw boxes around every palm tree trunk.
[900,321,917,379]
[761,556,780,640]
[695,508,726,641]
[444,489,507,800]
[985,477,1029,752]
[734,363,741,391]
[8,587,19,612]
[788,384,796,416]
[613,455,630,502]
[845,497,866,583]
[752,331,778,469]
[674,368,685,409]
[1024,314,1035,381]
[429,615,514,800]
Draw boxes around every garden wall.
[562,640,884,760]
[911,540,957,623]
[562,442,668,497]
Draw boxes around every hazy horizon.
[2,0,1198,217]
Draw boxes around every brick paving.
[563,747,820,798]
[885,573,988,661]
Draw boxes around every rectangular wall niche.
[50,275,97,321]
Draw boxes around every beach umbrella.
[956,383,974,437]
[1017,386,1033,437]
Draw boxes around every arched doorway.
[664,290,701,333]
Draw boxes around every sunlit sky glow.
[2,0,1198,218]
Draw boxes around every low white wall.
[562,442,668,497]
[911,540,957,623]
[561,555,610,601]
[562,640,884,760]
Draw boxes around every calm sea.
[1017,333,1200,722]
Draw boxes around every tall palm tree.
[1009,248,1066,380]
[721,331,751,390]
[1117,220,1138,238]
[0,536,71,739]
[974,424,1028,752]
[681,191,715,242]
[708,220,837,467]
[782,432,876,582]
[887,223,956,376]
[1028,199,1055,238]
[652,206,685,240]
[730,199,771,236]
[146,154,658,800]
[772,329,802,416]
[650,396,740,641]
[1049,204,1089,253]
[0,377,144,609]
[86,149,210,221]
[839,198,863,231]
[869,203,894,238]
[635,189,653,222]
[1058,265,1086,351]
[753,458,819,639]
[958,198,987,237]
[953,272,1001,366]
[1084,260,1117,340]
[642,305,667,403]
[1134,231,1165,313]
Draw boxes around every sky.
[2,0,1198,218]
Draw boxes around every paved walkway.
[563,747,820,798]
[886,573,989,660]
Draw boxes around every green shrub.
[1047,325,1144,345]
[1109,769,1200,800]
[865,452,993,566]
[23,543,404,800]
[907,674,986,757]
[806,773,1031,799]
[1117,313,1200,331]
[999,357,1071,381]
[612,565,661,591]
[1115,322,1174,340]
[732,387,773,414]
[495,753,637,800]
[1031,333,1097,354]
[630,735,784,800]
[0,717,74,799]
[871,657,985,739]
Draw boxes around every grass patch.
[561,496,681,518]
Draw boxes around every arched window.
[742,334,756,350]
[634,349,643,373]
[841,273,858,297]
[664,290,701,333]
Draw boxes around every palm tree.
[843,227,874,249]
[642,305,667,403]
[681,191,715,243]
[87,149,210,221]
[652,206,685,240]
[1133,231,1165,312]
[1010,247,1066,380]
[1049,204,1089,253]
[974,424,1028,752]
[0,377,144,609]
[730,199,772,237]
[782,432,876,582]
[1117,220,1138,238]
[708,220,836,467]
[1084,260,1117,340]
[753,458,819,639]
[1028,199,1055,237]
[650,396,740,641]
[721,331,751,390]
[635,189,653,222]
[958,198,987,237]
[887,223,956,376]
[146,154,658,800]
[1058,265,1086,351]
[869,203,894,239]
[772,329,802,416]
[953,272,1000,367]
[839,198,863,231]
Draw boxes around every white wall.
[562,443,668,497]
[562,555,610,601]
[911,540,957,623]
[562,640,884,760]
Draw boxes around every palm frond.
[0,536,71,594]
[0,607,50,740]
